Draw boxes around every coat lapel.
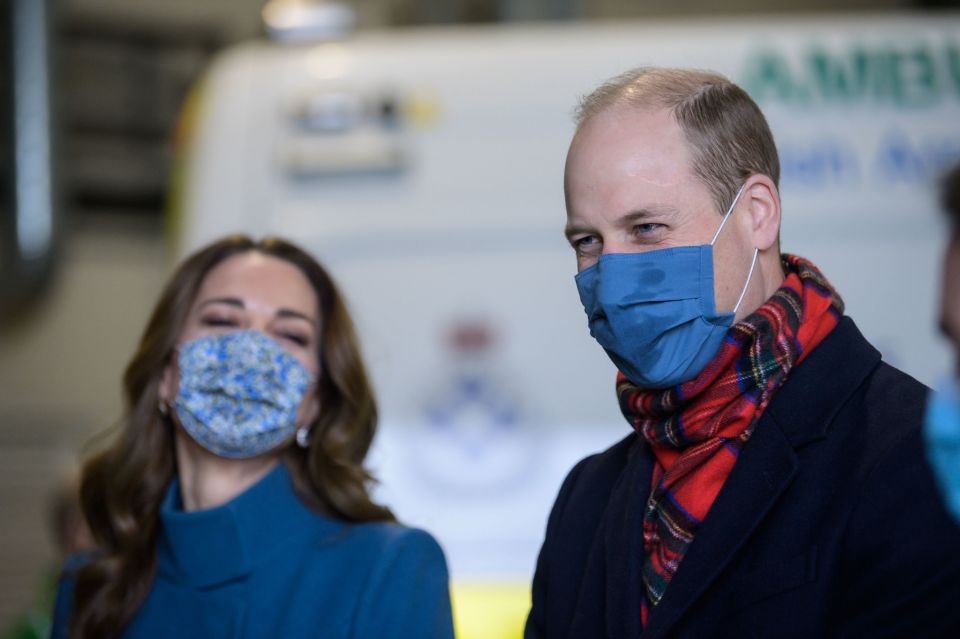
[569,319,880,639]
[642,413,798,638]
[568,437,655,639]
[641,318,881,638]
[602,441,654,639]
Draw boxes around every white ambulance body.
[173,14,960,634]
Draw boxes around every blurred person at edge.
[526,68,960,639]
[927,164,960,524]
[50,236,455,639]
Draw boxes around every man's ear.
[742,174,781,252]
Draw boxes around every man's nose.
[601,238,635,255]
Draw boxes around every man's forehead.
[567,108,693,183]
[573,104,679,149]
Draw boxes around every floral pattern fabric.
[174,330,313,458]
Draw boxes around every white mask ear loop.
[710,183,748,246]
[733,248,759,314]
[708,183,755,314]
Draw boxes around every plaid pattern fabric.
[617,255,844,625]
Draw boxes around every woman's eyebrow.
[198,297,244,309]
[198,298,316,325]
[277,308,318,325]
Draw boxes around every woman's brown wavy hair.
[70,235,394,639]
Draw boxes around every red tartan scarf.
[616,255,844,625]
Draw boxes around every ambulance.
[171,5,960,635]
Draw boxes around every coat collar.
[765,317,881,447]
[591,317,882,638]
[157,461,340,588]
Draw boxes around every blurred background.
[2,0,959,637]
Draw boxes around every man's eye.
[631,223,667,242]
[573,235,601,256]
[634,223,663,235]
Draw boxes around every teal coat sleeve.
[352,527,455,639]
[50,572,70,639]
[50,552,88,639]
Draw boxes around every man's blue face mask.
[575,185,758,389]
[924,377,960,523]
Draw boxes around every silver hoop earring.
[295,426,310,448]
[158,400,169,416]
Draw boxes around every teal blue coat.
[51,463,454,638]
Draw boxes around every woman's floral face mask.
[173,330,313,458]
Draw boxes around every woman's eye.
[280,333,309,347]
[201,316,237,327]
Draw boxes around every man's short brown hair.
[575,67,780,215]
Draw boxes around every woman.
[51,236,455,639]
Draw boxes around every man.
[526,68,960,638]
[927,164,960,523]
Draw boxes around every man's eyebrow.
[616,205,678,224]
[564,221,594,241]
[564,206,678,240]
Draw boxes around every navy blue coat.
[526,318,960,638]
[51,463,454,639]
